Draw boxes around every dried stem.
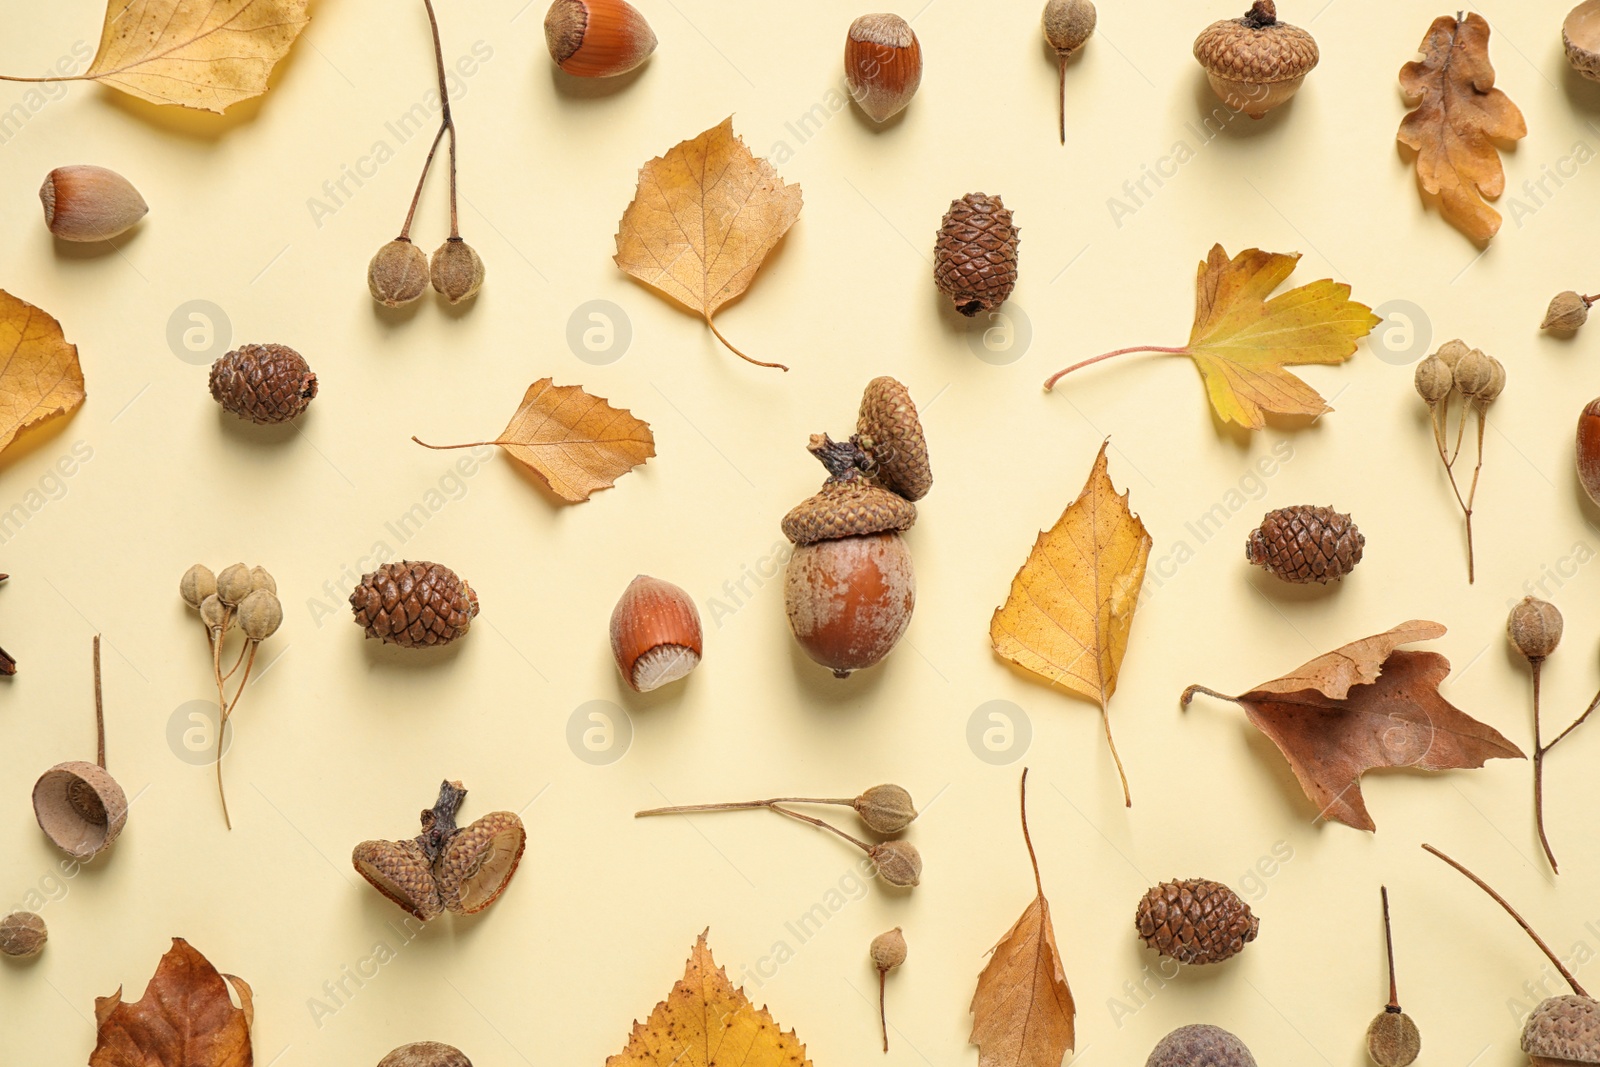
[635,797,854,817]
[705,314,788,371]
[92,635,105,770]
[1100,707,1131,807]
[768,804,872,852]
[1020,767,1042,897]
[1057,56,1067,145]
[1429,392,1482,583]
[398,0,458,241]
[878,967,889,1052]
[1380,885,1400,1010]
[1423,843,1588,997]
[1043,345,1191,391]
[1180,684,1238,706]
[1529,670,1600,875]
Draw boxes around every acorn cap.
[436,811,526,914]
[1566,1,1600,82]
[353,838,443,922]
[1194,1,1318,83]
[858,376,933,502]
[1523,995,1600,1064]
[783,478,917,544]
[32,760,128,859]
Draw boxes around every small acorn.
[1565,1,1600,81]
[609,575,703,692]
[369,238,431,307]
[1193,0,1318,119]
[845,13,922,123]
[1578,399,1600,506]
[0,912,46,959]
[39,165,148,242]
[431,238,485,304]
[544,0,656,77]
[1544,290,1596,332]
[1042,0,1095,143]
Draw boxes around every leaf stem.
[1422,843,1588,998]
[1019,767,1042,897]
[705,314,788,371]
[1380,885,1400,1010]
[412,435,493,451]
[1043,345,1189,391]
[1179,684,1238,706]
[1100,708,1131,807]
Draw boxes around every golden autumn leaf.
[613,117,803,371]
[970,769,1075,1067]
[0,290,85,455]
[91,938,253,1067]
[991,441,1150,804]
[414,379,654,503]
[1183,621,1524,831]
[1398,13,1526,242]
[1044,245,1380,429]
[606,929,812,1067]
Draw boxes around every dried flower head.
[249,566,276,594]
[431,238,485,304]
[1508,596,1563,662]
[1542,290,1593,332]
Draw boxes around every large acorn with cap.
[782,376,931,678]
[1193,0,1318,119]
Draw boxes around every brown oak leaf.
[613,117,803,371]
[414,378,654,503]
[1182,621,1524,830]
[606,929,811,1067]
[0,289,85,455]
[969,769,1075,1067]
[91,938,253,1067]
[1398,13,1527,242]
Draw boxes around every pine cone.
[350,561,479,648]
[1246,505,1364,584]
[934,192,1019,317]
[1135,878,1259,965]
[209,344,317,424]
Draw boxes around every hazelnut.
[544,0,656,78]
[430,238,485,304]
[1578,399,1600,506]
[39,165,148,242]
[609,575,703,692]
[845,13,922,123]
[1193,0,1318,119]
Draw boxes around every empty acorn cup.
[32,636,127,859]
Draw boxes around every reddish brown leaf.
[91,938,252,1067]
[1183,621,1524,830]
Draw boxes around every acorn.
[1565,1,1600,82]
[1146,1025,1257,1067]
[368,238,430,307]
[430,238,485,304]
[39,165,147,242]
[378,1043,472,1067]
[845,13,922,123]
[544,0,656,77]
[1578,399,1600,507]
[1193,0,1318,119]
[609,575,702,692]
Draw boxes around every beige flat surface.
[2,0,1600,1064]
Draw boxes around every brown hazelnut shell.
[609,575,703,692]
[545,0,657,77]
[1578,399,1600,507]
[845,14,922,122]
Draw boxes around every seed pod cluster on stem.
[1412,339,1504,583]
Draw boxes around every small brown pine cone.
[1245,504,1363,584]
[934,192,1019,317]
[209,344,318,424]
[350,561,479,649]
[1135,878,1259,965]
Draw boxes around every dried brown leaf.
[0,290,85,455]
[1397,13,1527,241]
[91,938,253,1067]
[1183,621,1525,830]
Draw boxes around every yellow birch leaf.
[414,379,654,503]
[72,0,312,113]
[990,441,1150,804]
[613,117,803,371]
[1045,245,1380,429]
[606,929,812,1067]
[0,290,85,455]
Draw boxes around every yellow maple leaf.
[413,379,655,503]
[1044,245,1380,429]
[0,290,85,455]
[990,441,1151,804]
[606,930,812,1067]
[613,117,803,371]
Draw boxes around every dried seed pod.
[544,0,657,77]
[430,238,485,304]
[1543,290,1594,332]
[369,238,430,307]
[33,638,127,860]
[39,165,148,242]
[209,344,318,425]
[1435,338,1470,369]
[250,566,277,594]
[1508,597,1563,662]
[1578,399,1600,506]
[1146,1024,1257,1067]
[1367,887,1421,1067]
[844,13,922,123]
[933,192,1020,317]
[1413,354,1452,404]
[1476,355,1506,404]
[1042,0,1096,143]
[870,927,906,1052]
[854,784,918,833]
[1193,0,1317,119]
[1135,878,1259,965]
[378,1041,473,1067]
[200,593,228,633]
[609,575,703,692]
[237,590,283,641]
[868,840,922,886]
[1453,347,1494,397]
[216,563,252,607]
[180,564,217,609]
[0,911,46,959]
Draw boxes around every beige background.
[2,0,1600,1064]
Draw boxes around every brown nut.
[609,575,702,692]
[845,13,922,123]
[40,165,148,242]
[1579,398,1600,506]
[544,0,656,77]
